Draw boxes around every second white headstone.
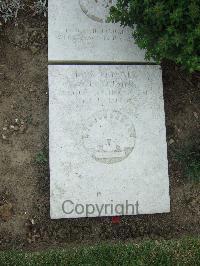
[48,0,150,63]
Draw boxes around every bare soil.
[0,16,199,250]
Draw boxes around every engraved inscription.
[82,110,136,164]
[55,27,132,50]
[79,0,115,23]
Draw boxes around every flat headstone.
[48,0,150,62]
[49,65,170,219]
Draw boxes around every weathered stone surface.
[48,0,150,62]
[49,65,170,218]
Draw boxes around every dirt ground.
[0,16,199,251]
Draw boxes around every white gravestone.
[48,0,150,63]
[49,65,170,219]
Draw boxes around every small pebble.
[13,126,19,131]
[20,125,26,133]
[193,112,198,119]
[2,134,7,140]
[168,139,175,145]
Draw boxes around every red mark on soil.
[112,216,120,224]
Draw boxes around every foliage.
[0,237,200,265]
[0,0,47,24]
[0,0,23,23]
[109,0,200,72]
[176,141,200,183]
[35,151,48,164]
[33,0,47,17]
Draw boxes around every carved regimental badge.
[79,0,115,23]
[82,110,136,164]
